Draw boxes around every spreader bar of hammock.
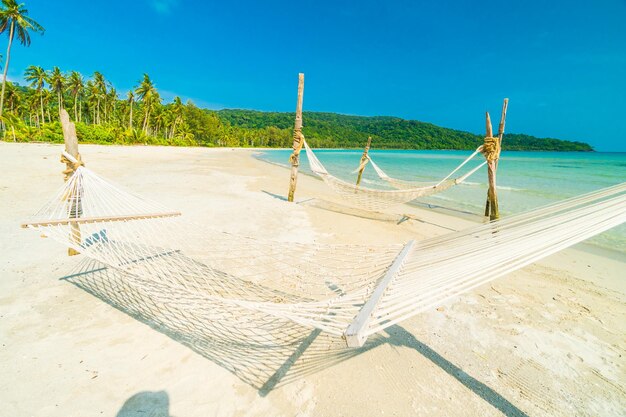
[21,211,182,229]
[344,239,416,347]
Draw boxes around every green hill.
[216,109,594,151]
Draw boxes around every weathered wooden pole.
[483,98,509,220]
[60,109,83,255]
[356,136,372,186]
[287,73,305,202]
[484,112,494,217]
[496,98,509,162]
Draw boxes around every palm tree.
[0,0,44,118]
[170,96,183,137]
[92,71,106,123]
[66,71,84,122]
[47,66,64,114]
[85,80,98,124]
[106,87,116,124]
[25,89,38,125]
[126,91,134,130]
[152,106,164,136]
[162,110,173,139]
[3,79,18,112]
[24,64,45,123]
[41,88,52,122]
[175,122,194,144]
[134,74,157,134]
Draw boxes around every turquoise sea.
[258,149,626,254]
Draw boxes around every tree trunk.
[0,21,15,119]
[287,73,305,202]
[40,92,45,124]
[129,101,133,130]
[74,94,78,121]
[143,107,150,134]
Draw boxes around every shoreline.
[8,139,626,153]
[252,149,626,261]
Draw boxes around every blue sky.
[6,0,626,151]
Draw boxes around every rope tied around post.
[61,152,85,181]
[481,136,500,163]
[288,131,305,166]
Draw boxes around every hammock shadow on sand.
[60,258,530,416]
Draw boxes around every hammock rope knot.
[289,131,305,165]
[61,152,85,181]
[482,137,500,162]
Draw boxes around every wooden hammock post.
[60,109,82,256]
[483,98,509,220]
[356,136,372,186]
[484,112,494,217]
[287,73,305,202]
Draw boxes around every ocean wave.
[361,178,388,187]
[497,185,525,191]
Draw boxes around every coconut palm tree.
[175,122,194,144]
[47,66,65,114]
[170,96,184,136]
[66,71,84,122]
[0,0,44,118]
[92,71,106,124]
[162,110,173,139]
[106,87,117,124]
[24,64,46,123]
[41,88,52,122]
[25,90,38,125]
[152,106,165,137]
[85,80,99,124]
[126,90,134,130]
[134,74,157,134]
[3,79,19,112]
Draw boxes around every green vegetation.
[0,69,593,151]
[0,0,44,118]
[217,110,593,151]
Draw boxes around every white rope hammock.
[367,149,486,190]
[303,139,486,210]
[22,163,626,348]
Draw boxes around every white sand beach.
[1,142,624,416]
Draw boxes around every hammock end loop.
[61,152,85,182]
